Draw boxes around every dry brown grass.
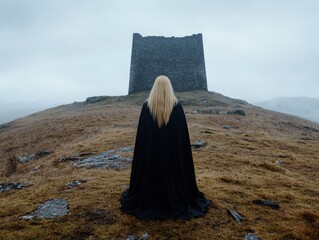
[2,156,18,177]
[0,91,318,239]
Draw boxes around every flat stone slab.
[0,182,29,193]
[72,147,133,170]
[20,198,69,220]
[243,233,261,240]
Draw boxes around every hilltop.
[0,91,318,240]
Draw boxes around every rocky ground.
[0,91,318,240]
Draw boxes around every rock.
[20,198,69,220]
[201,130,213,134]
[274,160,284,165]
[78,152,97,157]
[19,150,54,163]
[191,140,207,148]
[106,146,133,153]
[178,99,196,106]
[243,232,261,240]
[243,137,254,142]
[141,233,149,240]
[61,156,81,162]
[67,178,90,188]
[201,99,208,104]
[197,109,211,114]
[227,209,244,222]
[72,146,133,170]
[303,126,319,133]
[300,137,313,141]
[61,152,97,162]
[193,109,220,114]
[19,154,36,163]
[252,199,280,209]
[20,215,34,220]
[227,109,246,116]
[86,96,109,103]
[126,236,137,240]
[125,233,149,240]
[0,182,29,193]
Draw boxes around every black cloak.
[120,102,211,220]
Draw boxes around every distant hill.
[255,97,319,123]
[0,101,65,125]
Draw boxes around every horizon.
[1,93,319,125]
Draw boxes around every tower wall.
[128,33,208,94]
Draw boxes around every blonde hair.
[147,75,178,127]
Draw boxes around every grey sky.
[0,0,318,105]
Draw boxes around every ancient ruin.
[128,33,208,94]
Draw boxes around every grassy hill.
[0,91,318,240]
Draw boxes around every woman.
[120,75,211,220]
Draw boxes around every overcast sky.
[0,0,318,105]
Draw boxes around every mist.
[1,0,318,123]
[255,97,319,123]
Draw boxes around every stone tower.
[128,33,207,94]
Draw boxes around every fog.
[0,0,318,123]
[256,97,319,123]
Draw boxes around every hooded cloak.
[120,102,211,220]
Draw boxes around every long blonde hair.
[147,75,178,127]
